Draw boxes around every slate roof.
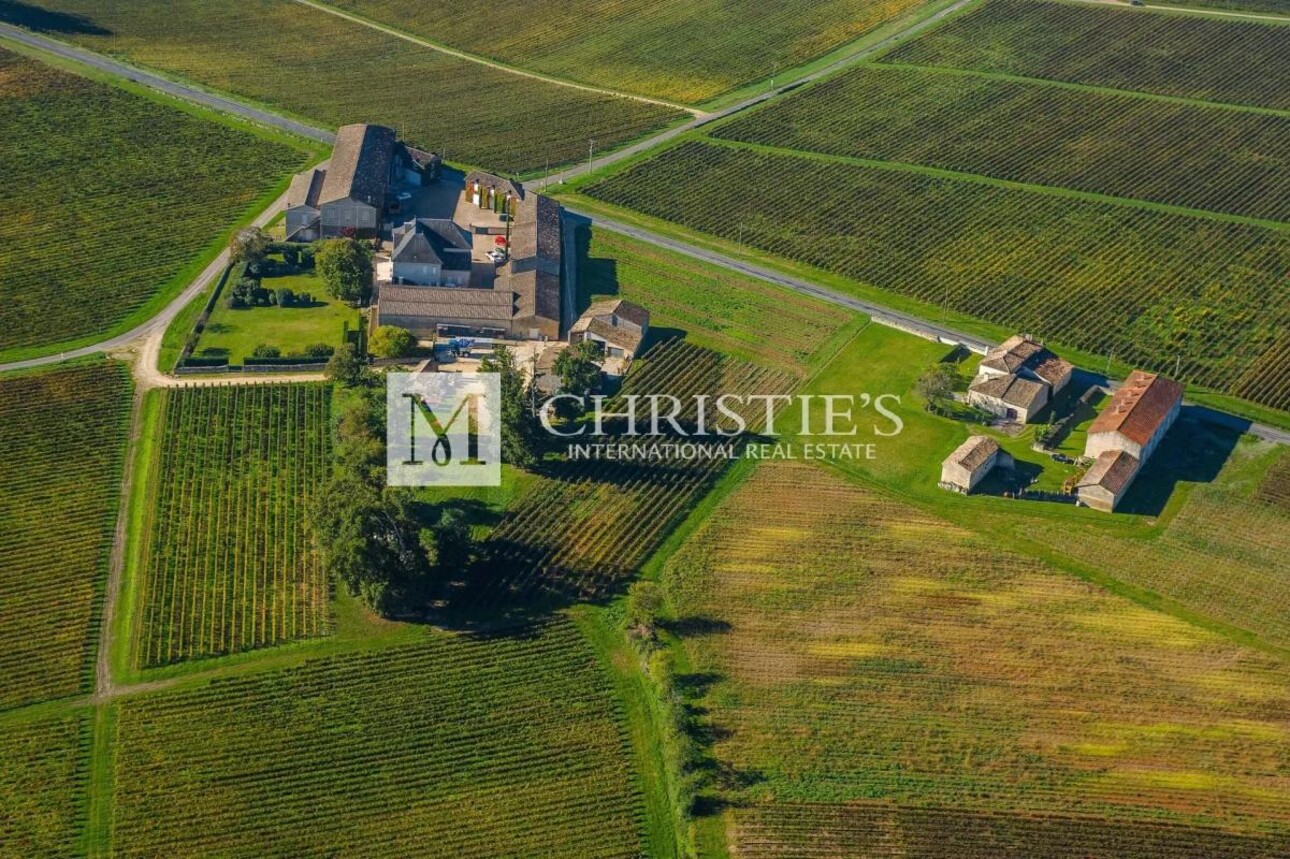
[391,219,472,271]
[1077,449,1141,495]
[1089,370,1184,446]
[969,373,1047,412]
[981,335,1072,387]
[319,124,395,207]
[944,435,1000,472]
[378,285,515,323]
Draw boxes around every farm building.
[978,334,1074,394]
[390,219,472,287]
[285,124,436,242]
[968,373,1048,424]
[373,170,566,340]
[1076,370,1183,512]
[569,299,650,361]
[939,435,1011,494]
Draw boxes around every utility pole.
[588,138,596,176]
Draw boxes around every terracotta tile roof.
[465,170,525,202]
[981,334,1072,386]
[945,435,1000,472]
[319,124,395,207]
[378,285,514,323]
[970,373,1047,411]
[1089,370,1184,446]
[1077,449,1141,495]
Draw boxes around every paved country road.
[0,18,1286,446]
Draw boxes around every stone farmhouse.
[939,435,1012,494]
[1076,370,1183,512]
[968,335,1073,424]
[374,170,566,341]
[285,123,438,242]
[390,219,472,288]
[569,299,650,361]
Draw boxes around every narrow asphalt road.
[1,16,1286,445]
[0,22,335,144]
[533,0,981,187]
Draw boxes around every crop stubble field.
[318,0,933,103]
[587,141,1290,410]
[0,362,133,710]
[135,384,332,668]
[663,461,1290,855]
[111,620,646,858]
[18,0,681,173]
[0,48,306,359]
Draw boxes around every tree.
[480,346,537,469]
[315,238,373,304]
[250,344,280,359]
[325,342,370,387]
[369,325,415,358]
[275,287,295,308]
[916,363,958,415]
[623,580,665,641]
[229,227,269,268]
[554,340,602,401]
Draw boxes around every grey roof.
[379,285,514,323]
[499,189,562,327]
[391,219,472,271]
[970,373,1047,411]
[319,124,395,207]
[944,435,1000,472]
[1077,449,1141,495]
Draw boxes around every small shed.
[940,435,1009,494]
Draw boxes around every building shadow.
[1117,411,1242,516]
[0,1,110,34]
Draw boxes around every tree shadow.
[0,1,110,34]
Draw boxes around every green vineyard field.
[17,0,681,174]
[713,64,1290,222]
[466,339,798,608]
[0,362,132,710]
[135,384,332,668]
[579,228,855,373]
[0,714,89,858]
[0,48,307,360]
[884,0,1290,111]
[317,0,931,103]
[663,461,1290,853]
[585,141,1290,412]
[112,620,646,857]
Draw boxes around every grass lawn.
[196,273,358,363]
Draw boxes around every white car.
[397,191,413,202]
[487,249,507,264]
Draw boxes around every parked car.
[397,191,413,202]
[487,248,506,264]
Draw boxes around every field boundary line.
[1067,0,1290,23]
[868,61,1290,118]
[291,0,701,115]
[705,136,1290,231]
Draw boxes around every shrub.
[303,343,335,358]
[276,287,295,307]
[251,344,281,359]
[369,325,415,359]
